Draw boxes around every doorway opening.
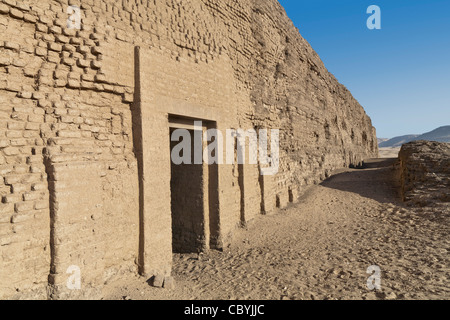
[169,116,220,253]
[170,127,204,253]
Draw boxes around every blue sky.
[278,0,450,138]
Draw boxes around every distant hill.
[379,126,450,147]
[379,134,419,148]
[415,126,450,143]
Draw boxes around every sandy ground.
[378,147,401,158]
[105,158,449,300]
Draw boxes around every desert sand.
[378,147,401,158]
[105,158,449,300]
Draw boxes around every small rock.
[163,276,176,290]
[385,292,397,300]
[151,274,164,288]
[375,291,386,299]
[363,292,377,300]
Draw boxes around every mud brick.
[23,13,37,23]
[36,23,48,32]
[4,42,20,51]
[49,26,62,34]
[48,42,62,52]
[9,8,24,19]
[0,4,9,14]
[35,47,47,57]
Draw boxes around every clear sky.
[278,0,450,138]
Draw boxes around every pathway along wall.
[0,0,377,299]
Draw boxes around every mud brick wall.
[398,141,450,207]
[0,0,377,299]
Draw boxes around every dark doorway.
[170,127,206,253]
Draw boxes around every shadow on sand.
[320,158,401,204]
